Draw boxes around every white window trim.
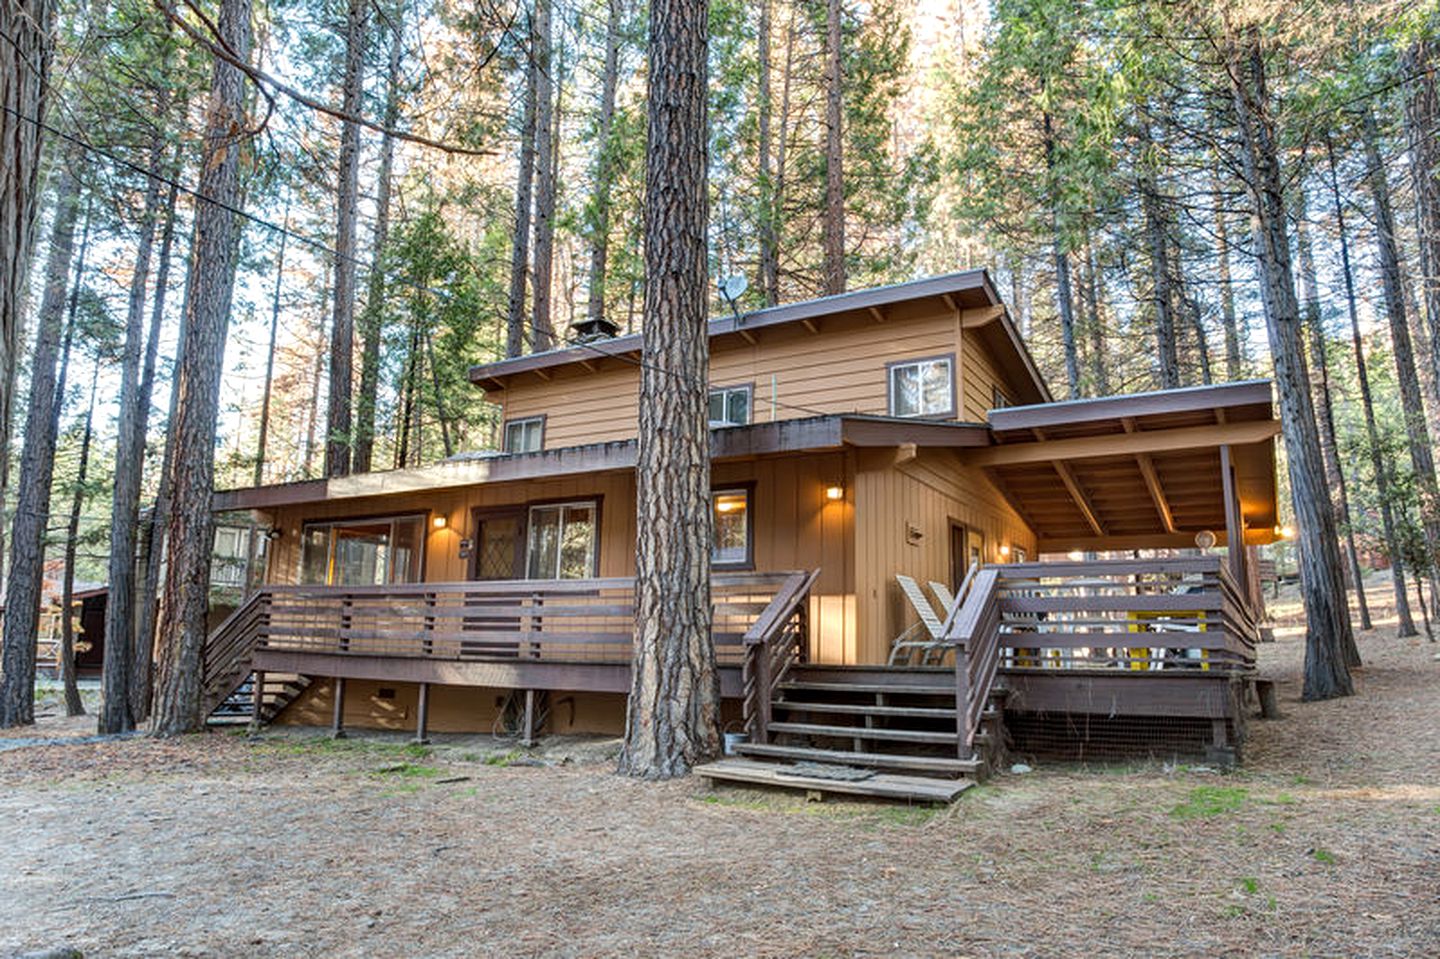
[708,384,753,428]
[887,355,956,419]
[503,416,545,453]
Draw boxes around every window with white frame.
[708,385,752,427]
[503,416,544,453]
[711,488,751,567]
[526,501,598,579]
[888,356,954,418]
[992,387,1012,410]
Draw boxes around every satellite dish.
[717,274,749,303]
[1194,530,1217,550]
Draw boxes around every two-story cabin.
[210,270,1280,799]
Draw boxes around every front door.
[950,521,986,591]
[471,508,526,580]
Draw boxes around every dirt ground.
[2,575,1438,958]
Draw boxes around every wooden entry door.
[471,508,526,580]
[950,521,986,591]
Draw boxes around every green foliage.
[1169,786,1249,820]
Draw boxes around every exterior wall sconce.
[998,544,1011,558]
[1274,524,1295,540]
[905,523,923,545]
[824,484,845,502]
[1066,549,1084,562]
[432,515,448,530]
[264,527,282,541]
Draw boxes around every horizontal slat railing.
[994,556,1259,673]
[247,572,804,668]
[742,569,820,743]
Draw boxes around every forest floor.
[2,573,1438,958]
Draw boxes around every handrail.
[742,568,820,744]
[200,590,272,717]
[945,567,1003,753]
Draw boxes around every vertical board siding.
[853,448,1037,665]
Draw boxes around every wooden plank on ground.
[695,759,972,803]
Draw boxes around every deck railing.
[244,572,807,665]
[943,566,1004,753]
[741,570,820,744]
[993,557,1259,673]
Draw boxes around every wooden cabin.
[209,269,1280,798]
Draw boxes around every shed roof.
[968,381,1280,552]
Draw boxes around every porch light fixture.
[1195,530,1217,550]
[824,484,845,502]
[1067,550,1084,562]
[998,544,1011,557]
[432,515,448,530]
[1276,524,1296,540]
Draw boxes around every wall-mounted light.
[432,515,448,530]
[998,544,1011,558]
[1195,530,1217,550]
[264,527,282,541]
[1276,524,1295,540]
[1067,549,1085,562]
[824,484,845,502]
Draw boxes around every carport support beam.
[250,670,265,729]
[522,689,536,747]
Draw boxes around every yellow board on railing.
[1126,609,1208,671]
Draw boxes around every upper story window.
[992,387,1012,410]
[711,488,752,568]
[708,384,752,427]
[888,355,955,418]
[503,416,544,453]
[300,515,425,586]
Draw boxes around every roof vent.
[570,316,621,342]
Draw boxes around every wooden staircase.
[200,590,310,727]
[207,672,312,727]
[699,569,1009,803]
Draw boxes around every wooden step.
[735,741,980,775]
[779,681,955,697]
[695,758,972,803]
[768,721,958,745]
[773,700,957,719]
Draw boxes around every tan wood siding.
[496,301,970,448]
[852,448,1037,665]
[961,331,1011,420]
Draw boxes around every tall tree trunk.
[756,0,778,307]
[303,265,330,477]
[354,18,404,474]
[505,10,540,357]
[1360,108,1440,604]
[1228,31,1354,699]
[151,0,253,736]
[0,161,84,728]
[52,214,91,718]
[254,203,288,488]
[770,7,797,305]
[0,0,57,588]
[821,0,844,295]
[1295,197,1372,634]
[424,331,453,458]
[1082,240,1110,395]
[60,376,97,718]
[100,127,168,734]
[1042,110,1079,398]
[1212,166,1243,380]
[1402,38,1440,422]
[1172,244,1213,385]
[586,0,625,326]
[531,0,557,350]
[324,0,366,478]
[132,179,182,722]
[1139,124,1179,390]
[619,0,716,778]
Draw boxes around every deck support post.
[331,677,347,739]
[953,643,971,758]
[250,670,265,729]
[413,682,431,745]
[521,689,537,747]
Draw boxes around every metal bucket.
[722,731,748,756]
